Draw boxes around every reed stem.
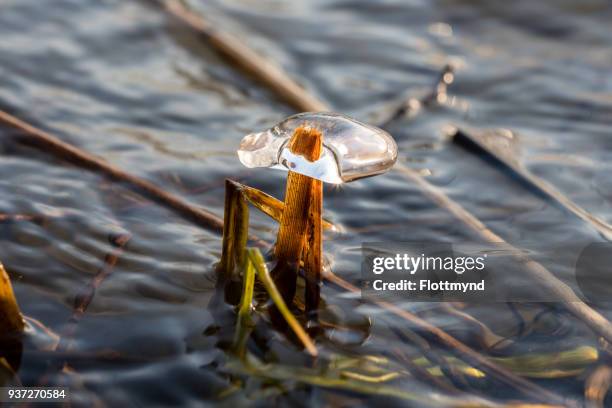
[272,126,322,305]
[218,179,249,285]
[304,179,322,315]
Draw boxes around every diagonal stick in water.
[161,0,327,112]
[0,110,226,235]
[452,128,612,241]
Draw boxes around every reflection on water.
[1,0,611,405]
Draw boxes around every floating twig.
[452,128,612,241]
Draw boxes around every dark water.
[1,0,611,406]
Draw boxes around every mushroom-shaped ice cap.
[237,112,397,184]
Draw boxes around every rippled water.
[1,0,612,406]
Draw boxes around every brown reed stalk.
[304,178,322,315]
[237,181,337,231]
[217,179,250,286]
[272,126,322,305]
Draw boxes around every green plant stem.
[225,357,558,408]
[248,249,318,357]
[232,252,256,359]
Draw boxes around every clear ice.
[237,112,397,184]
